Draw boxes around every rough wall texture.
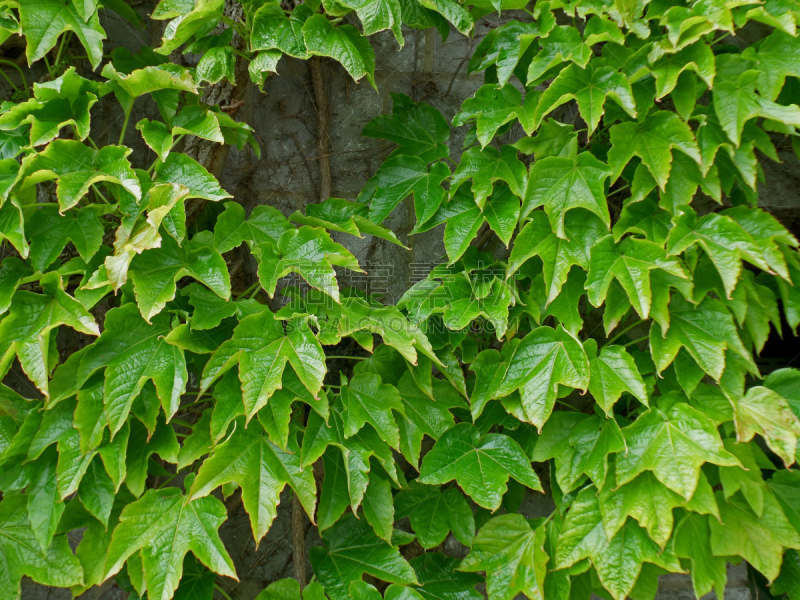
[24,3,800,598]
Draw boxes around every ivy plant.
[0,0,799,598]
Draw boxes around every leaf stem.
[181,395,207,409]
[119,106,132,145]
[54,31,72,70]
[555,399,579,412]
[0,67,18,93]
[43,55,54,79]
[92,185,111,204]
[220,15,248,39]
[235,281,260,300]
[0,59,27,92]
[622,335,649,348]
[325,355,367,361]
[607,184,630,198]
[603,319,645,348]
[215,584,235,600]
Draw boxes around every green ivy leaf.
[23,139,141,211]
[616,402,739,500]
[201,310,325,419]
[0,272,98,397]
[190,419,316,543]
[651,41,715,99]
[587,235,688,320]
[513,119,577,160]
[0,494,83,600]
[729,385,800,468]
[152,0,224,55]
[360,155,449,225]
[362,93,450,163]
[450,145,526,208]
[19,0,105,68]
[612,197,674,244]
[184,283,238,331]
[340,372,404,449]
[213,201,293,254]
[303,15,376,87]
[416,0,473,36]
[521,152,612,238]
[747,29,800,100]
[338,0,403,44]
[154,153,230,201]
[607,111,702,190]
[394,481,474,548]
[508,210,604,304]
[532,412,625,493]
[0,197,28,258]
[104,485,238,600]
[395,372,464,467]
[310,513,417,600]
[129,232,230,322]
[649,295,753,380]
[555,486,683,600]
[713,54,800,146]
[526,25,592,85]
[667,207,771,298]
[0,258,29,316]
[584,339,648,415]
[460,514,546,600]
[419,422,542,510]
[303,405,399,522]
[0,68,99,147]
[598,465,718,548]
[196,46,236,85]
[710,490,800,582]
[71,304,187,435]
[26,205,105,272]
[453,84,529,148]
[493,325,590,429]
[534,63,636,135]
[291,197,406,247]
[255,226,362,302]
[441,274,513,339]
[671,512,729,600]
[251,4,313,58]
[422,184,519,264]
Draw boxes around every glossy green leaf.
[362,93,450,163]
[190,419,316,543]
[419,422,542,510]
[0,494,83,600]
[310,513,417,600]
[394,481,474,548]
[607,111,701,190]
[555,486,683,600]
[19,0,105,68]
[616,402,739,499]
[535,63,636,134]
[521,152,611,238]
[104,485,238,600]
[461,514,546,600]
[450,145,526,208]
[710,490,800,582]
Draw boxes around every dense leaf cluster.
[1,0,800,598]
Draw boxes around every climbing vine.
[0,0,799,598]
